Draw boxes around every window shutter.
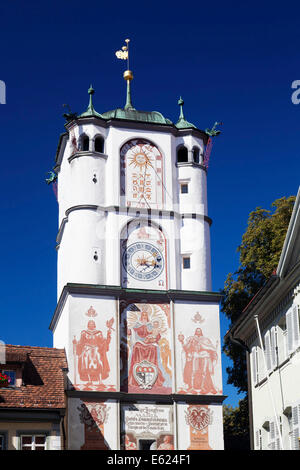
[264,331,272,373]
[274,419,281,450]
[286,308,294,355]
[269,418,281,450]
[271,326,278,369]
[252,347,258,385]
[292,404,300,450]
[292,304,300,349]
[255,429,261,450]
[269,419,276,450]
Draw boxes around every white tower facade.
[50,76,224,450]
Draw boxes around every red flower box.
[0,372,10,387]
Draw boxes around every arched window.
[95,136,104,153]
[177,146,188,163]
[193,147,200,163]
[81,135,89,151]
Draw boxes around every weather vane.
[115,39,134,110]
[115,38,130,68]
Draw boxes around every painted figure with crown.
[72,307,114,387]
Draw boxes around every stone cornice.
[56,205,212,249]
[68,151,108,164]
[66,389,226,405]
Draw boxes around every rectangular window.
[180,183,188,194]
[183,257,190,269]
[20,435,46,451]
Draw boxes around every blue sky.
[0,0,299,407]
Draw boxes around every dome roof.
[101,107,173,125]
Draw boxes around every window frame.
[18,432,49,451]
[180,183,189,194]
[94,135,105,153]
[182,256,191,270]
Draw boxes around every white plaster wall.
[57,208,106,296]
[180,217,211,291]
[52,296,70,350]
[177,165,207,216]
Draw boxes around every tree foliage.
[222,196,296,394]
[223,396,250,436]
[223,397,250,449]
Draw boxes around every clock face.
[122,242,164,281]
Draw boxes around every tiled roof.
[0,345,67,410]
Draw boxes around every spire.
[79,85,103,118]
[123,69,134,110]
[178,96,185,120]
[87,84,95,111]
[175,96,196,129]
[115,39,135,111]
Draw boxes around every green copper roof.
[101,107,173,125]
[175,97,196,129]
[76,86,200,129]
[78,85,104,118]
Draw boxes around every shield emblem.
[185,406,212,431]
[133,360,158,389]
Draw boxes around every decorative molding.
[68,151,108,164]
[49,283,222,332]
[66,390,226,405]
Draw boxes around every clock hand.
[137,159,151,209]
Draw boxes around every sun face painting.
[120,139,164,209]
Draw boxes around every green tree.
[222,195,296,393]
[222,196,295,448]
[223,397,250,449]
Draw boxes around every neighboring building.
[0,345,67,450]
[226,187,300,450]
[49,60,225,449]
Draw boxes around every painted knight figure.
[49,40,224,450]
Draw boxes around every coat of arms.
[133,360,158,389]
[185,406,213,432]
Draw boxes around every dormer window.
[1,369,16,386]
[95,136,104,153]
[177,146,188,163]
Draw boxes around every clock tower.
[49,43,225,450]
